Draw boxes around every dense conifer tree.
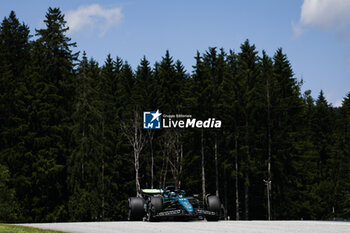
[236,40,260,220]
[0,11,31,222]
[28,7,77,221]
[68,54,101,221]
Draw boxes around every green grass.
[0,224,66,233]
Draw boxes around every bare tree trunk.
[175,133,183,189]
[178,144,183,189]
[163,157,168,188]
[235,133,239,220]
[135,149,140,195]
[266,77,272,220]
[266,180,271,220]
[159,135,172,188]
[147,131,154,189]
[244,120,249,220]
[101,121,105,220]
[215,135,219,197]
[244,177,249,220]
[101,158,105,220]
[121,110,145,196]
[82,121,85,181]
[167,131,183,189]
[159,151,165,188]
[151,147,154,189]
[134,122,141,195]
[224,169,228,220]
[175,135,180,189]
[82,76,86,181]
[201,129,206,201]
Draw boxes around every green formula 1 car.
[128,186,222,221]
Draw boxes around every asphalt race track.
[20,221,350,233]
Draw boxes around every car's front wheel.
[206,195,221,221]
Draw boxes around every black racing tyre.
[128,197,145,221]
[147,196,163,222]
[150,196,163,212]
[206,195,221,221]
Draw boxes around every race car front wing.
[155,209,218,218]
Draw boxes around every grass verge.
[0,224,66,233]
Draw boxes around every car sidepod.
[177,198,194,213]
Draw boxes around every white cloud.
[66,4,123,36]
[293,0,350,37]
[293,0,350,68]
[300,0,350,31]
[293,1,350,106]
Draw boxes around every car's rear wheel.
[206,195,220,221]
[150,196,163,212]
[128,197,145,221]
[147,196,163,222]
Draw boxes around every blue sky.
[1,0,349,106]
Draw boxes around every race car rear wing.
[140,189,163,195]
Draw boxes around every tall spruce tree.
[223,49,241,219]
[260,51,274,220]
[98,54,123,220]
[237,40,260,220]
[270,48,304,219]
[0,11,31,222]
[191,51,208,201]
[311,91,338,219]
[68,54,102,221]
[338,93,350,218]
[28,7,77,221]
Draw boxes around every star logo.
[143,110,162,129]
[150,110,161,122]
